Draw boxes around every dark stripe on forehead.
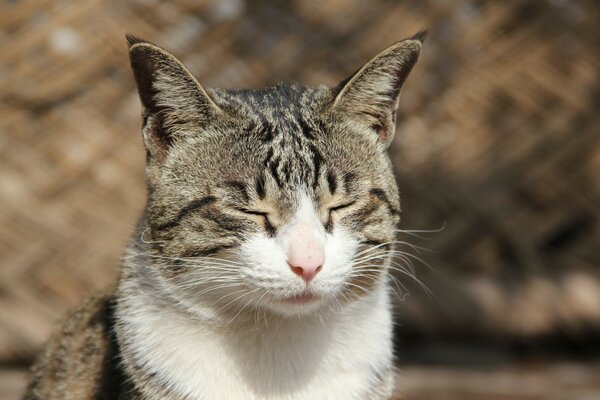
[259,121,275,143]
[327,171,337,194]
[316,119,328,135]
[310,144,324,189]
[264,147,274,164]
[269,156,283,187]
[343,172,358,192]
[370,188,399,215]
[255,175,266,199]
[224,181,249,202]
[156,196,216,231]
[297,115,315,140]
[281,161,293,183]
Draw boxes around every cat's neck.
[114,245,394,399]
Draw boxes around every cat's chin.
[264,291,327,316]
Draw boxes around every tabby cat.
[24,31,424,399]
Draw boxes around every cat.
[24,31,424,400]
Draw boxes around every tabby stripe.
[182,244,237,258]
[324,215,333,233]
[291,129,303,146]
[310,144,324,189]
[297,116,315,140]
[343,172,357,192]
[156,196,216,230]
[225,181,249,202]
[327,170,337,194]
[369,188,399,215]
[264,147,274,164]
[255,175,266,199]
[264,219,276,237]
[316,119,328,135]
[284,161,295,183]
[203,211,248,233]
[350,202,381,230]
[269,156,283,187]
[362,239,390,248]
[259,122,274,143]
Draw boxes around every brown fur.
[24,293,133,399]
[24,32,423,399]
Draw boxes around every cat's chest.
[174,337,387,400]
[125,290,393,400]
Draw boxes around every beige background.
[1,0,600,398]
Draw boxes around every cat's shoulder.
[24,291,128,399]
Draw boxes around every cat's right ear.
[330,32,424,147]
[127,34,222,163]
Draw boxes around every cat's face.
[128,34,423,316]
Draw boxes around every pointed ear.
[126,34,222,162]
[331,31,425,146]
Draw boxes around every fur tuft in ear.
[332,32,424,146]
[127,34,221,163]
[410,29,428,43]
[125,33,150,47]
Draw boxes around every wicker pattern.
[1,0,599,364]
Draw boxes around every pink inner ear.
[372,124,388,141]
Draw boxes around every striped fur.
[24,32,423,399]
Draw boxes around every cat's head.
[127,33,423,317]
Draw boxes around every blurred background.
[1,0,599,398]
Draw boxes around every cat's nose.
[285,211,325,283]
[288,255,323,283]
[287,234,324,283]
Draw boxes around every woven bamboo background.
[1,0,599,372]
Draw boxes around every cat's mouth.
[278,289,320,304]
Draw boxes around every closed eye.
[237,208,276,236]
[239,208,269,217]
[329,201,356,213]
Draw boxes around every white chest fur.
[119,285,394,400]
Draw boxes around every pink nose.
[288,256,323,283]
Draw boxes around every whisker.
[172,278,240,291]
[353,248,434,273]
[124,251,244,267]
[344,281,372,295]
[252,290,271,328]
[352,253,391,265]
[394,222,446,239]
[352,261,433,299]
[139,228,167,245]
[124,256,244,272]
[225,288,261,326]
[351,268,410,300]
[214,289,258,315]
[354,240,432,260]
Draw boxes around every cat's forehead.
[207,84,331,121]
[202,85,339,197]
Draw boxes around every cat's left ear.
[331,31,425,147]
[126,34,222,163]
